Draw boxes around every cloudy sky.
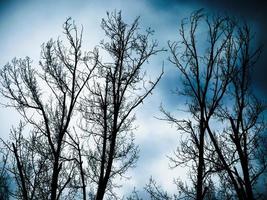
[0,0,266,197]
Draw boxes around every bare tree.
[79,11,164,200]
[213,23,266,200]
[1,121,52,200]
[0,18,97,200]
[0,147,10,200]
[163,9,237,200]
[161,10,266,200]
[0,11,163,200]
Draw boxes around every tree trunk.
[237,139,254,200]
[12,143,28,200]
[95,135,116,200]
[50,150,61,200]
[196,122,205,200]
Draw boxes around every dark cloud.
[208,1,267,94]
[148,0,267,94]
[201,0,267,95]
[149,0,267,18]
[0,0,12,16]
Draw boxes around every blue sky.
[0,0,266,197]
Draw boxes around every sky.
[0,0,266,198]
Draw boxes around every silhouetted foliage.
[79,11,163,199]
[0,11,162,200]
[162,9,236,200]
[0,17,97,200]
[158,9,266,200]
[0,7,265,200]
[214,23,266,200]
[0,152,9,200]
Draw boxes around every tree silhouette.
[0,151,9,200]
[159,10,266,200]
[79,11,163,199]
[0,8,265,200]
[213,24,266,200]
[0,11,163,200]
[163,9,236,200]
[0,18,97,200]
